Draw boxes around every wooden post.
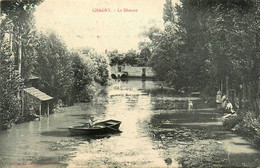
[39,103,41,121]
[47,102,49,117]
[21,89,24,116]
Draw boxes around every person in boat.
[88,116,96,128]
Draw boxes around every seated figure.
[225,99,235,114]
[88,116,96,128]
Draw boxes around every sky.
[34,0,179,53]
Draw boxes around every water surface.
[0,79,260,167]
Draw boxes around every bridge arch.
[111,74,117,79]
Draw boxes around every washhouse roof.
[24,87,53,101]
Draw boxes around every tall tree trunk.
[18,24,22,75]
[242,77,248,112]
[9,28,15,61]
[238,84,243,111]
[18,23,23,116]
[257,78,260,117]
[221,78,224,93]
[226,75,229,98]
[21,89,24,116]
[242,78,247,101]
[255,0,260,116]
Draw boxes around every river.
[0,79,260,167]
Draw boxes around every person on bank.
[221,94,228,109]
[225,98,235,114]
[188,99,193,110]
[222,98,237,120]
[216,90,222,109]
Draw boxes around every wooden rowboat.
[68,119,121,135]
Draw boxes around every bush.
[232,111,260,146]
[237,112,260,136]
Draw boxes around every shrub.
[234,111,260,146]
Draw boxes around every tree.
[71,53,94,102]
[148,0,259,98]
[0,0,41,128]
[124,49,138,65]
[32,32,74,104]
[138,47,151,66]
[1,0,42,77]
[106,49,124,66]
[0,41,23,129]
[87,50,110,85]
[70,49,109,102]
[163,0,175,23]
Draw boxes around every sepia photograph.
[0,0,260,167]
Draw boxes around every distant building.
[110,64,154,79]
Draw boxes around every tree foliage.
[33,32,74,105]
[32,33,110,105]
[124,49,138,65]
[0,0,41,129]
[0,1,110,128]
[106,48,151,66]
[0,42,23,129]
[148,0,259,112]
[163,0,175,23]
[71,48,109,102]
[1,0,42,76]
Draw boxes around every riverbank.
[222,111,260,148]
[201,94,260,148]
[153,81,260,150]
[0,81,106,131]
[147,104,260,167]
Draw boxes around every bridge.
[111,72,128,79]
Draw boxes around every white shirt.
[226,102,235,113]
[89,119,95,127]
[226,102,233,109]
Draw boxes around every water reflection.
[41,130,70,137]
